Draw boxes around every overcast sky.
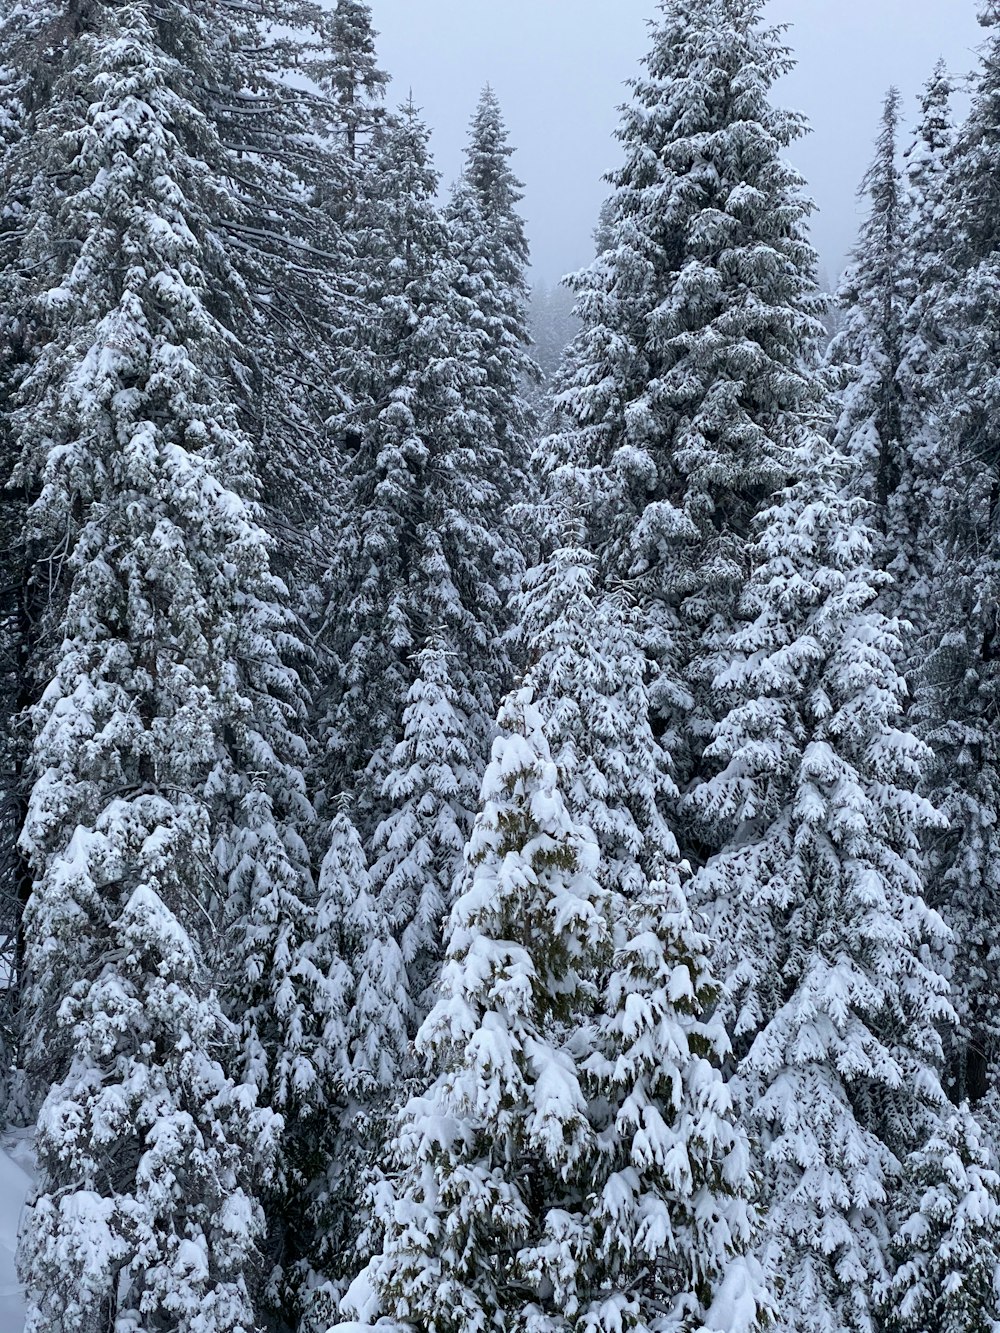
[371,0,985,288]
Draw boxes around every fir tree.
[544,0,826,815]
[336,687,608,1333]
[830,89,907,556]
[326,101,520,885]
[580,873,771,1333]
[909,12,1000,1103]
[690,435,952,1333]
[336,688,769,1333]
[326,0,389,163]
[446,88,537,524]
[3,2,321,1322]
[884,1102,1000,1333]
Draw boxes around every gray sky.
[371,0,985,288]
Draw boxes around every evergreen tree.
[885,1102,1000,1333]
[830,89,907,558]
[690,436,952,1333]
[371,640,480,1024]
[2,1,322,1322]
[336,689,769,1333]
[544,0,826,813]
[514,523,678,901]
[336,687,608,1333]
[909,13,1000,1103]
[579,873,771,1333]
[325,102,518,945]
[326,0,389,163]
[296,805,409,1333]
[447,87,538,499]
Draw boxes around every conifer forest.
[4,0,1000,1328]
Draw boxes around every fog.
[371,0,985,286]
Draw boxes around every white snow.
[0,1143,30,1333]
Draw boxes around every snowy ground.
[0,1135,31,1333]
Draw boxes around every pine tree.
[544,0,826,815]
[580,873,771,1333]
[514,523,678,902]
[447,87,538,500]
[909,13,1000,1103]
[690,435,952,1333]
[3,2,322,1322]
[336,687,608,1333]
[325,0,389,163]
[325,103,517,912]
[335,689,769,1333]
[830,90,907,559]
[296,805,409,1333]
[885,1102,1000,1333]
[371,640,480,1023]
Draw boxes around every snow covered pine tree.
[334,681,770,1333]
[1,0,328,1325]
[544,0,827,827]
[691,433,953,1333]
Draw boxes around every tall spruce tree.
[324,104,521,1023]
[447,87,538,504]
[690,434,952,1333]
[544,0,826,824]
[1,0,330,1323]
[909,12,1000,1104]
[830,90,907,564]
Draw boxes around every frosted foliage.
[886,1103,1000,1333]
[514,534,678,900]
[691,437,951,1333]
[20,883,273,1333]
[542,0,826,797]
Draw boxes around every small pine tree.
[885,1103,1000,1333]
